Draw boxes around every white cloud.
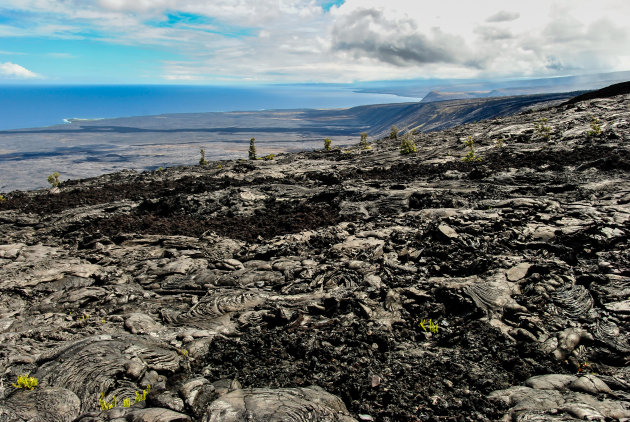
[485,11,520,23]
[0,0,628,82]
[0,62,41,78]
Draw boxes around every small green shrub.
[217,164,223,170]
[0,193,5,202]
[534,118,552,141]
[12,374,38,390]
[587,117,602,136]
[199,148,207,166]
[360,132,370,149]
[462,136,482,162]
[400,135,417,155]
[47,172,60,187]
[324,137,332,151]
[248,138,256,160]
[263,154,275,160]
[390,125,399,139]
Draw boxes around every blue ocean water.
[0,84,419,131]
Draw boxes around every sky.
[0,0,629,84]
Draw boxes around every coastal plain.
[0,91,576,192]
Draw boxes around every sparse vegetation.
[324,137,332,151]
[400,134,417,155]
[248,138,257,160]
[47,172,60,187]
[217,164,223,170]
[264,154,275,160]
[13,374,38,390]
[0,193,5,202]
[99,393,117,410]
[419,318,439,334]
[360,132,370,149]
[390,125,399,139]
[99,384,150,411]
[199,148,207,166]
[587,117,602,136]
[494,138,505,148]
[534,118,552,141]
[462,136,482,162]
[577,361,593,374]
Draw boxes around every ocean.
[0,84,419,131]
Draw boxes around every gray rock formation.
[1,87,629,421]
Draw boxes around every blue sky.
[0,0,628,84]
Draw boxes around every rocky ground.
[0,87,629,421]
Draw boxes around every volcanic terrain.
[0,85,629,421]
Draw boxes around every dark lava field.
[0,85,629,421]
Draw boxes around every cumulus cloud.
[485,10,520,23]
[473,25,514,41]
[0,62,41,78]
[331,8,469,66]
[0,0,629,81]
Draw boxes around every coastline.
[0,84,420,131]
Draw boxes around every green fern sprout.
[462,136,482,162]
[534,118,552,141]
[99,393,117,410]
[47,172,60,187]
[98,384,149,411]
[587,117,602,136]
[324,137,332,151]
[135,384,151,403]
[12,374,38,390]
[419,318,439,334]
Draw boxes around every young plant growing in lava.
[248,138,257,160]
[462,136,482,162]
[47,172,60,187]
[400,134,417,155]
[12,374,38,390]
[199,148,207,166]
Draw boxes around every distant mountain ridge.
[309,90,585,135]
[356,70,630,100]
